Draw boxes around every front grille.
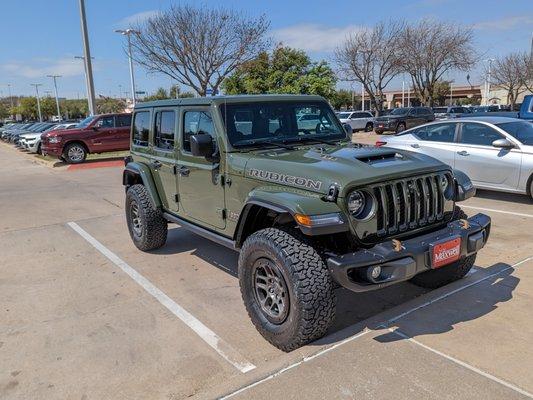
[371,173,450,237]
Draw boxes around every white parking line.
[462,205,533,219]
[67,221,256,374]
[382,255,533,327]
[390,328,533,399]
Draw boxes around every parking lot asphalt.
[1,140,532,400]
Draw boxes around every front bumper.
[327,213,491,293]
[41,143,63,157]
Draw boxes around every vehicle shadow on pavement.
[373,265,518,343]
[475,189,532,204]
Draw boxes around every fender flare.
[123,161,162,208]
[453,169,476,202]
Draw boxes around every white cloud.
[474,15,533,31]
[1,57,86,79]
[117,10,159,28]
[272,24,364,53]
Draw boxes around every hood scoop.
[355,151,405,166]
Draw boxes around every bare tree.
[335,21,403,115]
[397,20,476,106]
[130,5,270,96]
[521,51,533,93]
[490,52,529,108]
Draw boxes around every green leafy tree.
[143,87,170,102]
[223,46,337,100]
[432,81,451,106]
[330,89,354,110]
[96,97,126,114]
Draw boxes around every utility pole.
[74,56,95,104]
[47,75,62,121]
[361,83,365,111]
[30,84,43,122]
[484,58,495,105]
[78,0,96,115]
[115,29,140,106]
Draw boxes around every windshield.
[337,112,351,119]
[76,115,96,128]
[220,101,346,147]
[496,121,533,145]
[389,108,409,116]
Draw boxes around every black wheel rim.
[252,258,290,324]
[130,200,142,237]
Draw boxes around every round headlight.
[347,190,366,217]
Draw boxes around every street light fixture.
[484,58,495,106]
[47,75,62,122]
[115,28,140,105]
[30,84,43,122]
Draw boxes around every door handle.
[151,160,162,169]
[457,150,469,156]
[178,165,190,177]
[410,143,420,148]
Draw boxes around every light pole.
[449,80,454,106]
[78,0,96,115]
[402,76,405,107]
[74,55,95,112]
[30,84,43,122]
[361,83,365,111]
[47,75,62,121]
[115,28,140,105]
[484,58,495,105]
[7,84,13,109]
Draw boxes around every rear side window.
[460,123,503,146]
[183,111,215,152]
[116,114,132,127]
[413,123,456,143]
[132,111,150,147]
[154,110,176,150]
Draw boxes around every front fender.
[123,161,162,208]
[453,169,476,202]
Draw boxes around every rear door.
[455,122,521,189]
[115,114,132,150]
[177,107,225,229]
[408,122,459,167]
[151,108,179,212]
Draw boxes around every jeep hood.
[241,145,448,196]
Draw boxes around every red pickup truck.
[41,113,132,163]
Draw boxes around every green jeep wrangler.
[123,95,491,351]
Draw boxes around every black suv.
[374,107,434,134]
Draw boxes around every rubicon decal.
[248,169,322,190]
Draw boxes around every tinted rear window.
[116,114,132,127]
[132,111,150,147]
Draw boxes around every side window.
[132,111,150,147]
[183,111,215,153]
[460,123,503,146]
[154,110,176,150]
[414,123,456,143]
[96,116,115,128]
[116,114,132,127]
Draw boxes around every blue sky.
[1,0,532,99]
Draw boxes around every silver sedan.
[380,116,533,200]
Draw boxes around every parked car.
[19,123,72,154]
[123,94,490,351]
[374,107,434,134]
[379,116,533,199]
[11,122,53,144]
[1,123,37,141]
[337,111,374,132]
[433,106,471,120]
[41,113,132,163]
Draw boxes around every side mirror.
[190,133,214,158]
[342,123,352,134]
[492,138,514,149]
[92,126,99,131]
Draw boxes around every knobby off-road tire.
[238,228,336,352]
[410,207,475,289]
[125,184,167,251]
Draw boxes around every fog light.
[366,266,382,282]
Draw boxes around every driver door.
[177,107,226,229]
[89,115,116,151]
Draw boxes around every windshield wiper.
[287,136,339,146]
[233,138,295,150]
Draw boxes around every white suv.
[337,111,374,132]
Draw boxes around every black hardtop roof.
[134,94,327,110]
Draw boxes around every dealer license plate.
[431,237,461,268]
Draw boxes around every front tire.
[410,207,475,289]
[239,228,336,352]
[125,184,168,251]
[365,122,374,132]
[63,142,87,164]
[396,122,406,133]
